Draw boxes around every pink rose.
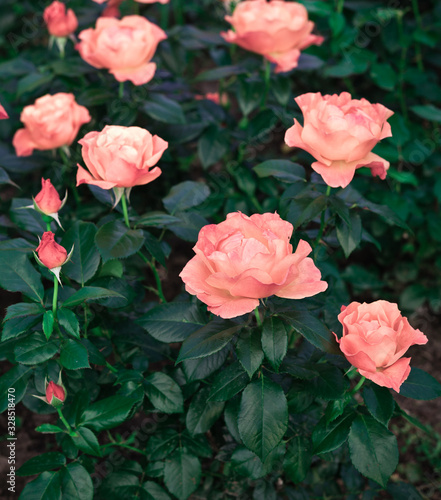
[43,1,78,37]
[76,15,167,85]
[36,232,68,270]
[285,92,393,188]
[335,301,428,393]
[221,0,323,73]
[180,212,328,319]
[34,178,62,215]
[13,93,91,157]
[46,381,66,405]
[195,92,227,105]
[0,102,8,119]
[76,125,168,189]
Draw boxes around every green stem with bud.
[52,277,59,320]
[57,407,77,437]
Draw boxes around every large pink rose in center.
[180,212,328,319]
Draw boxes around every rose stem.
[336,0,344,14]
[46,221,52,232]
[254,307,262,328]
[119,82,124,99]
[160,3,170,30]
[120,193,130,228]
[411,0,424,71]
[350,376,366,395]
[52,276,59,320]
[314,185,332,246]
[137,251,167,304]
[260,58,271,110]
[56,407,77,437]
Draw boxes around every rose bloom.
[34,178,62,215]
[36,232,68,269]
[43,1,78,37]
[76,15,167,85]
[221,0,323,73]
[0,102,8,119]
[285,92,393,188]
[46,381,66,404]
[76,125,168,190]
[180,212,328,319]
[13,93,91,157]
[335,301,428,393]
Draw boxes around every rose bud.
[46,381,66,407]
[0,102,8,119]
[76,15,167,85]
[334,301,428,393]
[222,0,323,73]
[285,92,393,188]
[35,232,71,283]
[43,1,78,38]
[180,212,328,319]
[13,93,91,157]
[34,178,66,215]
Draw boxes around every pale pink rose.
[13,93,91,157]
[285,92,393,188]
[36,232,68,270]
[221,0,323,73]
[43,1,78,37]
[34,178,62,215]
[335,301,428,393]
[0,103,8,119]
[76,125,168,189]
[76,15,167,85]
[180,212,328,319]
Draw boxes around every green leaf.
[261,316,288,370]
[254,160,306,183]
[231,447,265,480]
[363,385,395,425]
[14,332,59,365]
[136,212,180,228]
[288,195,327,229]
[62,222,101,286]
[163,450,201,500]
[35,424,64,434]
[186,387,225,435]
[312,409,355,454]
[411,104,441,123]
[163,181,210,214]
[336,212,362,258]
[60,463,93,500]
[348,413,398,488]
[284,436,312,483]
[0,364,33,412]
[236,329,264,378]
[144,372,184,413]
[146,429,179,460]
[18,471,61,500]
[282,310,339,354]
[95,220,144,262]
[143,231,168,266]
[61,286,122,308]
[142,94,186,124]
[0,249,44,303]
[17,452,66,476]
[57,309,80,338]
[177,320,239,362]
[81,395,140,431]
[238,378,288,461]
[137,302,206,343]
[59,339,90,370]
[198,125,229,169]
[370,63,397,91]
[399,367,441,400]
[142,481,171,500]
[4,302,44,322]
[182,347,228,382]
[208,361,249,401]
[194,64,248,81]
[2,314,42,341]
[309,364,349,400]
[43,311,55,340]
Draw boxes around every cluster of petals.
[76,15,167,85]
[285,92,393,188]
[43,1,78,37]
[335,301,428,392]
[13,93,91,157]
[180,212,327,319]
[222,0,323,73]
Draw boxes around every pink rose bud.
[0,102,8,119]
[285,92,393,188]
[334,300,428,393]
[180,212,328,319]
[13,93,91,157]
[36,232,68,270]
[76,15,167,85]
[34,179,62,215]
[46,381,66,406]
[221,0,323,73]
[76,125,168,190]
[43,1,78,38]
[135,0,170,3]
